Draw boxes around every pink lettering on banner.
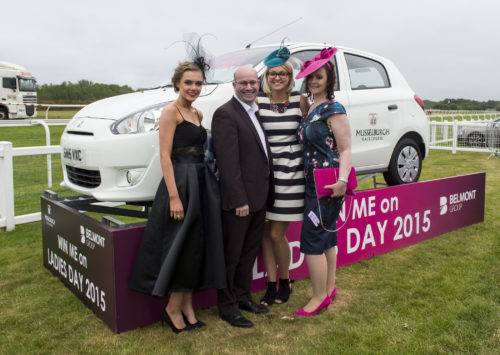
[250,173,485,291]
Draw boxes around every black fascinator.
[179,33,215,81]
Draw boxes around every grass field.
[34,108,80,120]
[427,112,500,122]
[1,112,500,353]
[1,148,499,354]
[0,124,77,215]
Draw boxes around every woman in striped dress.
[257,46,308,305]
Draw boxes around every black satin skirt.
[129,158,226,295]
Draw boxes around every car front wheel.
[383,138,422,185]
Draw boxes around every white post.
[452,120,458,154]
[45,105,51,120]
[32,120,52,187]
[0,142,15,231]
[430,123,436,144]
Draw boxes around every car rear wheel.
[467,132,485,147]
[0,107,8,120]
[383,138,422,185]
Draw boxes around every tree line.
[37,80,134,104]
[424,98,500,111]
[37,81,500,111]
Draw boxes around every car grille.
[65,130,94,136]
[66,166,101,188]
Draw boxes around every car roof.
[250,42,386,62]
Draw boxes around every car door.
[342,52,399,171]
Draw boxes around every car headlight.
[111,102,168,134]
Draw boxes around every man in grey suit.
[212,66,273,328]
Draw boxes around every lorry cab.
[0,61,37,119]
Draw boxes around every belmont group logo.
[80,225,86,244]
[440,189,477,215]
[440,196,448,215]
[79,225,106,249]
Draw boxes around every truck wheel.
[383,138,422,185]
[0,107,8,120]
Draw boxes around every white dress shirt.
[233,95,268,159]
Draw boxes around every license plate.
[62,147,85,165]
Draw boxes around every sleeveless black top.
[171,106,206,163]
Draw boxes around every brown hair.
[305,61,335,100]
[171,62,203,93]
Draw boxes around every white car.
[61,43,429,202]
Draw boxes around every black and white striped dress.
[258,91,305,221]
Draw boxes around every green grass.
[1,150,499,354]
[35,108,80,120]
[1,124,77,215]
[1,110,79,215]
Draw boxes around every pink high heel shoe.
[294,295,331,316]
[330,286,338,303]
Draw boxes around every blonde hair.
[261,62,294,95]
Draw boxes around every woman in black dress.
[129,61,226,333]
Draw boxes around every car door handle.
[388,104,398,111]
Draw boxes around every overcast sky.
[2,0,499,101]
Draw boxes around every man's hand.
[235,204,249,217]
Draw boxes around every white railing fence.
[426,110,500,122]
[0,142,62,230]
[429,119,500,155]
[1,111,499,231]
[0,118,72,231]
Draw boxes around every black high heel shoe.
[260,281,277,306]
[182,313,206,329]
[160,308,193,334]
[275,278,294,304]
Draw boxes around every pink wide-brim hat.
[295,47,338,79]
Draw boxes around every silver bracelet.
[338,177,348,184]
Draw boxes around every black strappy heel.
[275,278,294,304]
[260,281,277,306]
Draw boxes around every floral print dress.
[296,100,347,254]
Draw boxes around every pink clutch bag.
[314,167,357,198]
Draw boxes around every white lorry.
[0,61,37,119]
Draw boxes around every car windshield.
[159,47,277,88]
[205,47,276,84]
